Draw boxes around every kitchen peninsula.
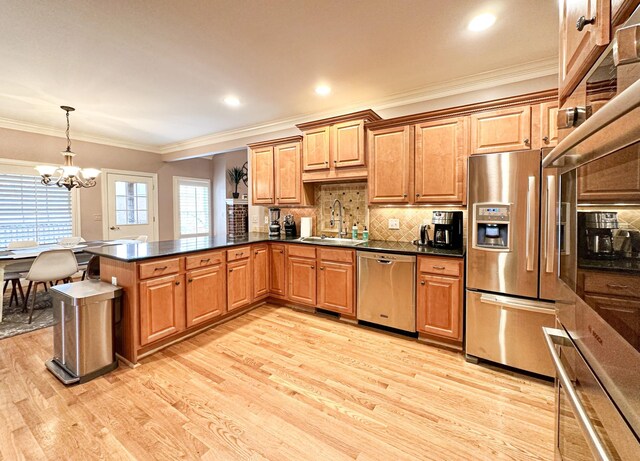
[86,234,464,365]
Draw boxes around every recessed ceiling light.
[224,95,240,107]
[315,85,331,96]
[468,13,496,31]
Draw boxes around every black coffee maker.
[578,212,618,259]
[283,214,296,237]
[431,211,463,249]
[269,207,281,237]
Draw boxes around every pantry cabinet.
[297,110,381,182]
[416,256,464,345]
[249,136,313,206]
[470,105,532,154]
[414,117,467,204]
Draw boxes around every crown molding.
[0,56,558,156]
[160,56,558,155]
[0,117,162,153]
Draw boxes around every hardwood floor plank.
[0,305,555,460]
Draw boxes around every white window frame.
[0,158,81,241]
[173,176,211,239]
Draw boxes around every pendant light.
[35,106,100,190]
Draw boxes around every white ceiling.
[0,0,558,153]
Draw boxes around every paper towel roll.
[300,217,313,237]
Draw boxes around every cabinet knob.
[175,281,180,286]
[542,136,549,144]
[576,15,595,31]
[416,194,420,197]
[420,280,426,285]
[403,194,407,198]
[333,160,337,163]
[523,138,530,145]
[311,266,315,269]
[279,250,284,253]
[229,269,233,273]
[325,161,328,165]
[320,267,324,271]
[188,278,193,283]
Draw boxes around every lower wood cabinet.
[139,273,185,346]
[416,256,463,343]
[252,244,269,300]
[269,244,286,298]
[227,257,252,312]
[317,248,355,316]
[287,255,317,306]
[186,265,226,328]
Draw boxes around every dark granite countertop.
[578,257,640,274]
[84,233,464,262]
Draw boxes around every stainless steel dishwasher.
[357,252,416,332]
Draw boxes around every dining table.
[0,239,141,322]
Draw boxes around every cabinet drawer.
[418,256,462,277]
[139,258,181,280]
[583,271,640,298]
[287,244,316,259]
[227,246,251,262]
[185,251,223,270]
[318,247,354,263]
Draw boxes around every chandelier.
[35,106,100,190]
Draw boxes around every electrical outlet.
[251,215,258,224]
[388,218,400,230]
[111,276,118,286]
[264,215,269,224]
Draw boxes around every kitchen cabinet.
[252,244,269,300]
[186,265,226,328]
[139,273,185,346]
[250,145,274,204]
[297,110,381,182]
[368,125,412,204]
[317,248,355,316]
[269,243,286,298]
[414,117,467,204]
[539,101,559,148]
[416,256,463,344]
[249,136,313,206]
[559,0,610,103]
[470,105,532,154]
[227,252,252,312]
[287,245,317,306]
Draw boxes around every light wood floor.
[0,305,555,460]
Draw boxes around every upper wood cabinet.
[317,248,355,316]
[274,141,302,204]
[539,101,559,148]
[269,243,287,298]
[249,136,313,207]
[368,125,413,204]
[250,145,274,204]
[414,117,467,204]
[578,143,640,202]
[252,244,269,300]
[302,126,330,171]
[186,265,226,328]
[139,273,185,346]
[559,0,610,103]
[470,105,532,154]
[297,110,381,182]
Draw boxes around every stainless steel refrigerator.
[465,149,557,377]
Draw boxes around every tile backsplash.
[577,207,640,231]
[250,182,468,242]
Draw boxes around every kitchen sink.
[297,236,365,246]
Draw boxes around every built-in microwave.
[543,6,640,460]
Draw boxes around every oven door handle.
[526,175,536,272]
[542,327,612,461]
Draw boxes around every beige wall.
[211,149,248,236]
[0,127,213,241]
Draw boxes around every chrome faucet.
[330,198,345,238]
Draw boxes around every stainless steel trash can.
[46,280,122,384]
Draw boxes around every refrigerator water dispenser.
[473,203,511,251]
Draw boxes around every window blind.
[176,178,210,238]
[0,173,73,247]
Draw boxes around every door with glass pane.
[105,172,157,241]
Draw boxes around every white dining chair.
[23,249,78,324]
[7,240,38,250]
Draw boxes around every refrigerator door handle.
[526,175,536,272]
[480,293,555,314]
[545,174,556,274]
